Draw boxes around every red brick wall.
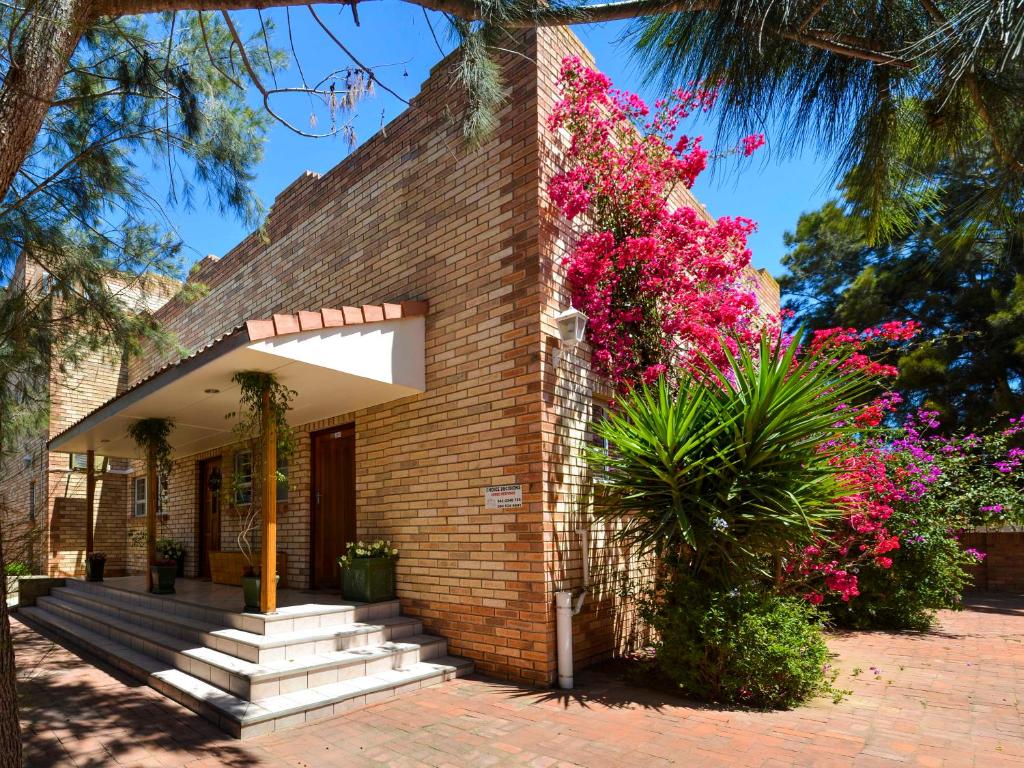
[961,531,1024,592]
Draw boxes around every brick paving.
[15,593,1024,767]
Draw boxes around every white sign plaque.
[484,484,523,509]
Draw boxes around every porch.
[18,575,472,738]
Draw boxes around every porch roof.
[48,302,428,460]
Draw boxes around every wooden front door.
[311,425,356,590]
[198,458,223,579]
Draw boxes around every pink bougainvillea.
[548,56,770,388]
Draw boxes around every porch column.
[145,445,157,592]
[259,390,277,613]
[85,449,95,555]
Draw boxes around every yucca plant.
[588,329,879,589]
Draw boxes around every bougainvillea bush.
[823,411,1024,630]
[548,56,769,388]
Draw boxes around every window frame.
[232,450,289,506]
[133,476,148,517]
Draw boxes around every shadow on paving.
[500,667,726,714]
[962,591,1024,617]
[14,617,260,768]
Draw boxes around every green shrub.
[643,580,832,709]
[826,506,975,630]
[4,562,31,577]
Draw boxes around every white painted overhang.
[48,303,428,460]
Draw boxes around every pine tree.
[780,154,1024,428]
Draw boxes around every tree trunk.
[0,0,91,205]
[0,497,23,768]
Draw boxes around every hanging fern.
[126,417,175,510]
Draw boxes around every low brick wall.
[961,531,1024,592]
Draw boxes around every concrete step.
[63,578,399,635]
[47,587,422,663]
[39,591,446,700]
[19,604,473,739]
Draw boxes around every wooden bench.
[208,550,288,588]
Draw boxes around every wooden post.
[146,444,157,592]
[259,390,277,614]
[85,449,95,556]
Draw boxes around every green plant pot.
[150,564,176,594]
[242,573,280,613]
[85,559,105,582]
[175,553,186,578]
[341,557,396,603]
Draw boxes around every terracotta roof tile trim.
[246,301,428,341]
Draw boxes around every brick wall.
[961,531,1024,592]
[124,33,550,684]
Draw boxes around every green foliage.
[126,417,175,480]
[155,538,185,561]
[631,0,1024,240]
[588,331,876,588]
[336,540,399,569]
[914,417,1024,528]
[3,562,30,577]
[641,580,832,709]
[779,163,1024,428]
[826,503,975,631]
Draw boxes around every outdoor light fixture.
[21,453,32,469]
[554,307,588,350]
[204,388,220,394]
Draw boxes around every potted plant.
[150,557,177,594]
[156,538,186,577]
[338,540,398,602]
[85,551,107,582]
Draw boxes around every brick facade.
[33,28,782,685]
[960,531,1024,592]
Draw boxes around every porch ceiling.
[48,303,427,460]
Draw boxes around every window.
[133,476,147,517]
[70,453,107,472]
[232,451,289,505]
[28,481,35,522]
[233,451,252,505]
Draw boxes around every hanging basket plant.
[126,417,175,508]
[225,371,296,572]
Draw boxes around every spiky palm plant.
[588,330,878,588]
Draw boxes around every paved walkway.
[15,593,1024,767]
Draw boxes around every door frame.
[308,423,356,590]
[196,456,223,579]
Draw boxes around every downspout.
[556,527,589,689]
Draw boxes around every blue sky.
[165,7,841,280]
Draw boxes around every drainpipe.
[556,527,590,690]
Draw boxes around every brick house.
[10,27,779,735]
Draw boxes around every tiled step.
[19,605,473,739]
[38,591,446,700]
[47,587,422,663]
[63,578,398,635]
